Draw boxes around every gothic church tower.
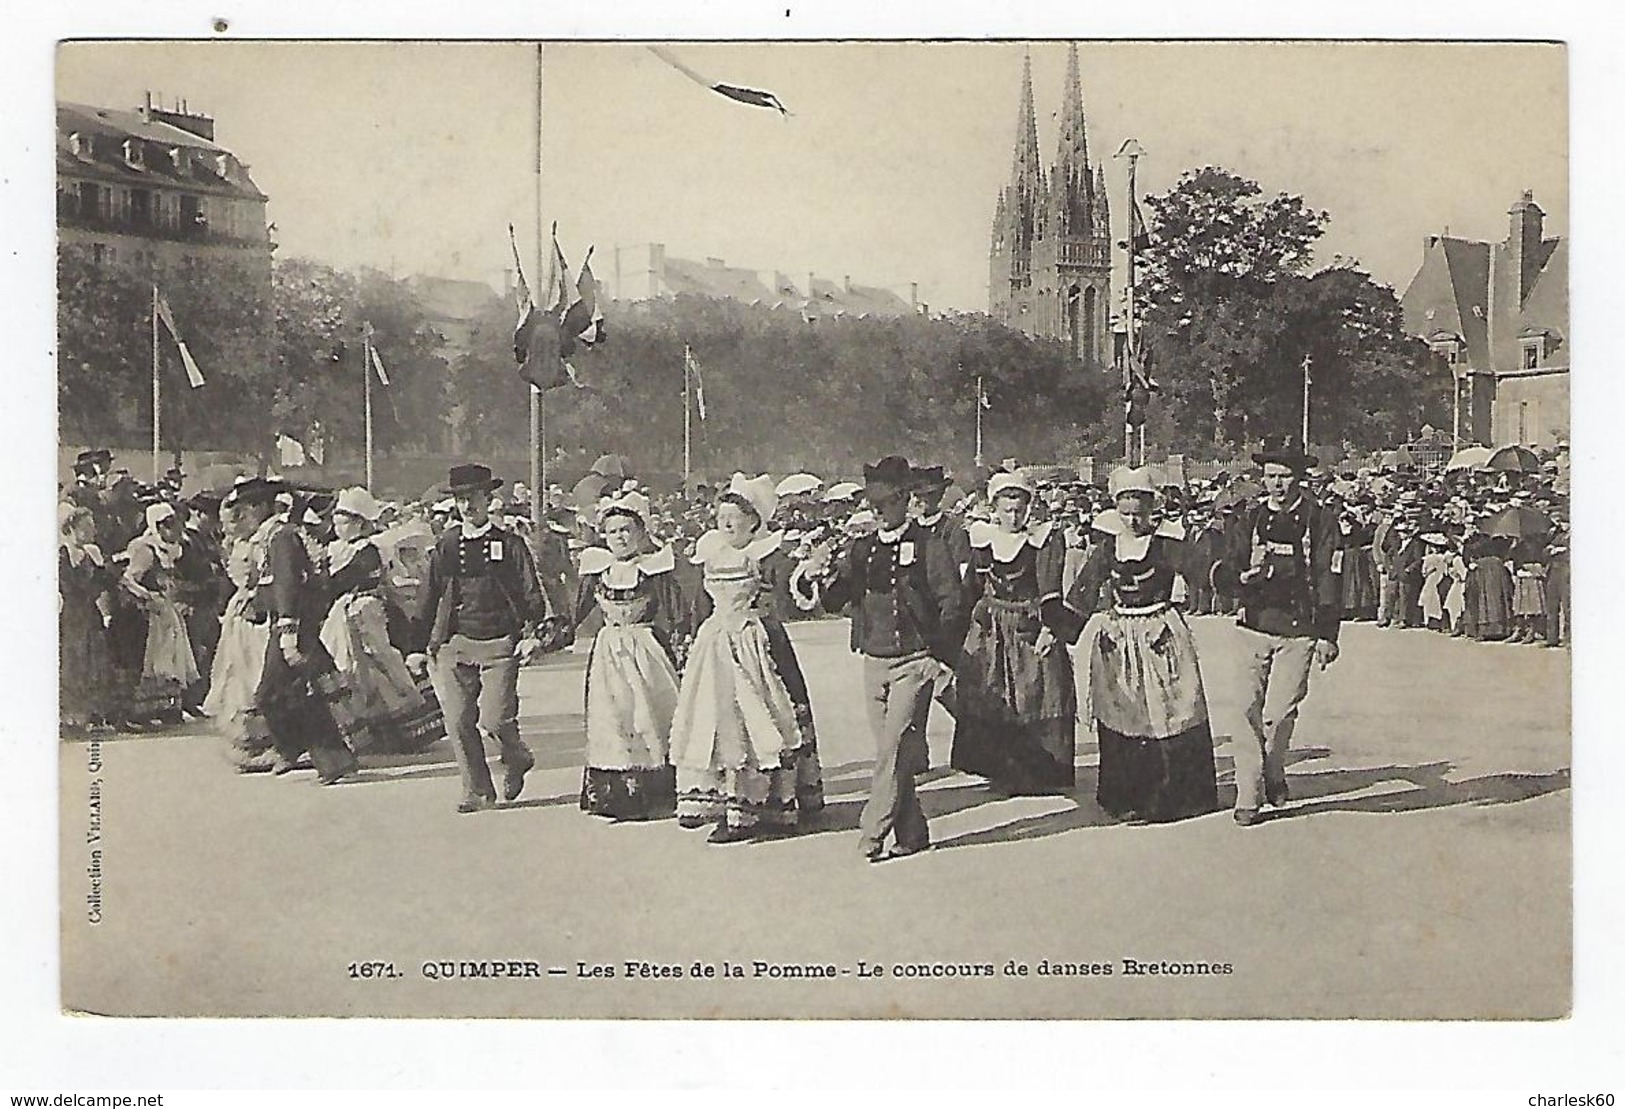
[988,45,1112,367]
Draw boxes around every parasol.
[571,473,609,508]
[1213,479,1263,511]
[1485,445,1540,473]
[1480,504,1552,541]
[822,481,862,502]
[774,473,823,497]
[591,453,631,479]
[1380,446,1416,470]
[1445,446,1494,472]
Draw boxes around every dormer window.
[122,139,144,168]
[168,147,187,173]
[68,132,83,157]
[215,154,230,178]
[1520,332,1547,370]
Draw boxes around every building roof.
[407,275,503,322]
[662,256,774,303]
[56,101,267,201]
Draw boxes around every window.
[215,154,230,178]
[110,187,131,223]
[130,188,153,227]
[122,139,144,168]
[1520,333,1546,370]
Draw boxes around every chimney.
[843,274,852,294]
[706,257,726,269]
[147,100,216,143]
[1507,190,1545,307]
[910,282,919,308]
[141,90,153,123]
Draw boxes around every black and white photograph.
[45,33,1578,1029]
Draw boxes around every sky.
[56,40,1566,311]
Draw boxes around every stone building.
[987,44,1113,368]
[57,95,273,281]
[1400,191,1568,448]
[605,243,917,320]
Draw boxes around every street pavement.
[59,616,1570,1019]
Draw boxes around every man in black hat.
[1211,435,1343,826]
[909,464,972,588]
[798,456,965,862]
[405,464,552,813]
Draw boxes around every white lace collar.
[968,520,1054,562]
[1090,510,1185,541]
[459,519,495,540]
[327,537,373,574]
[690,528,784,566]
[578,544,676,586]
[915,511,944,528]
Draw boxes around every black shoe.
[1264,780,1291,807]
[502,753,535,802]
[1233,808,1263,827]
[457,794,496,814]
[707,823,755,844]
[677,814,711,830]
[318,757,360,786]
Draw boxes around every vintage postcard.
[54,38,1569,1021]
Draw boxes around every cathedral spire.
[1053,42,1094,237]
[1010,48,1043,195]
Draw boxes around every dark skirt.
[1095,720,1218,822]
[951,598,1077,793]
[60,597,115,724]
[580,766,677,820]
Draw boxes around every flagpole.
[1301,353,1312,449]
[683,347,693,493]
[363,327,374,493]
[974,371,984,468]
[530,42,545,528]
[151,284,161,484]
[1116,139,1144,467]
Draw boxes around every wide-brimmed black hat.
[1252,434,1318,471]
[443,463,505,494]
[221,476,287,508]
[910,464,950,491]
[863,455,917,493]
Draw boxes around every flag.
[647,46,788,116]
[1128,196,1152,253]
[369,344,391,387]
[1123,341,1159,428]
[978,377,991,410]
[154,290,205,388]
[561,247,606,352]
[276,433,306,468]
[685,347,708,420]
[508,223,573,391]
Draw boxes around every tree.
[1133,167,1440,453]
[58,246,275,453]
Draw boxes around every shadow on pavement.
[1272,765,1570,820]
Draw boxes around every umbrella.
[775,473,823,497]
[571,473,609,508]
[822,481,862,502]
[1445,446,1494,472]
[1380,447,1416,470]
[1486,445,1540,473]
[1213,479,1262,511]
[1480,505,1552,541]
[591,453,630,479]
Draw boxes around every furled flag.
[508,223,574,391]
[1123,341,1160,428]
[362,322,390,385]
[685,347,708,420]
[647,45,788,115]
[560,246,606,353]
[1127,195,1153,254]
[154,289,206,388]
